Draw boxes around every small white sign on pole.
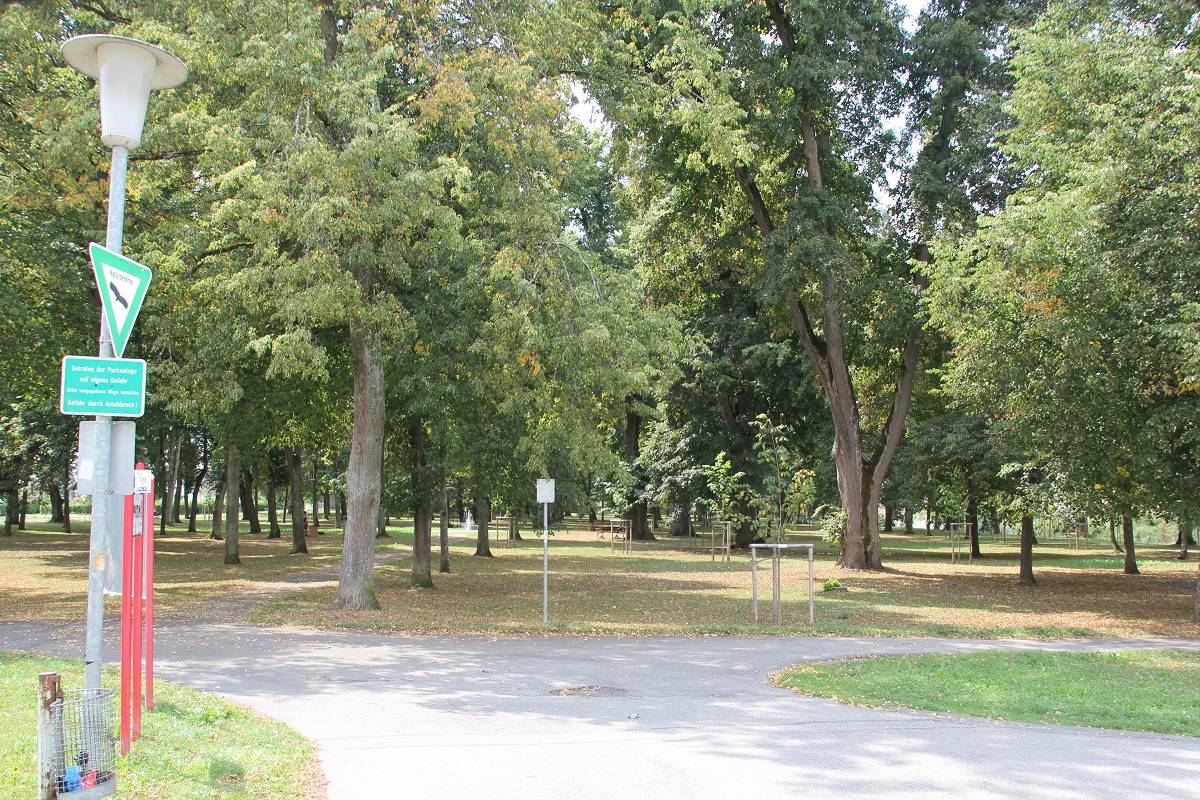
[537,478,555,623]
[133,469,154,495]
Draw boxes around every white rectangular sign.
[133,469,154,495]
[536,478,555,504]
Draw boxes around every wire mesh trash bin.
[38,674,117,799]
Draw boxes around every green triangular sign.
[90,243,152,359]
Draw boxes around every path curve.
[2,557,1199,800]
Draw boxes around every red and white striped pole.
[131,475,144,741]
[143,473,155,711]
[119,491,134,756]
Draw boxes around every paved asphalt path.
[3,569,1199,799]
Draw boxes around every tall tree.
[549,0,1030,568]
[928,0,1200,582]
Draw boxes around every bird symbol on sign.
[109,281,129,310]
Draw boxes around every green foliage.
[701,450,748,524]
[750,414,815,542]
[927,0,1200,524]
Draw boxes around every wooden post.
[38,672,63,800]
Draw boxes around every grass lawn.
[0,651,323,800]
[775,649,1200,737]
[247,523,1200,638]
[3,518,1198,637]
[0,519,352,620]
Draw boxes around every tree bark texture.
[1122,515,1140,575]
[62,475,72,533]
[411,423,433,588]
[333,329,385,610]
[223,444,241,564]
[1019,514,1035,586]
[439,476,450,573]
[474,490,493,557]
[967,498,980,559]
[159,429,182,535]
[266,474,281,538]
[172,472,184,523]
[188,444,208,533]
[49,484,64,523]
[1175,520,1195,559]
[287,445,308,554]
[210,472,225,540]
[2,491,13,536]
[242,467,262,534]
[623,408,653,540]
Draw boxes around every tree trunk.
[188,444,209,533]
[1109,518,1123,554]
[1174,519,1195,557]
[623,408,654,540]
[161,429,183,536]
[1019,514,1036,586]
[883,504,893,532]
[904,507,913,534]
[242,467,262,534]
[49,484,64,523]
[172,468,184,524]
[439,475,450,573]
[735,497,754,548]
[473,488,493,557]
[967,497,980,558]
[223,444,241,564]
[2,491,14,536]
[287,445,308,555]
[210,471,226,540]
[266,474,281,538]
[323,489,330,520]
[333,329,385,611]
[1122,515,1139,575]
[1194,561,1199,623]
[311,456,320,532]
[411,423,433,588]
[62,475,72,534]
[18,489,27,530]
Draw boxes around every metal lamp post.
[62,34,186,690]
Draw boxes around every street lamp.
[62,34,186,690]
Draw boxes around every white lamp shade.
[97,40,156,149]
[61,35,188,150]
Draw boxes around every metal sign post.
[537,479,555,623]
[61,34,186,693]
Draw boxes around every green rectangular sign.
[60,356,147,417]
